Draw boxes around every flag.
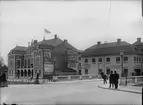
[44,28,51,34]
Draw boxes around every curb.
[97,85,142,94]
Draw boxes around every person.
[101,72,107,84]
[34,73,39,84]
[0,72,2,87]
[109,71,114,88]
[1,71,8,87]
[114,71,119,89]
[103,74,107,84]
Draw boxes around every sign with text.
[44,64,54,74]
[44,50,52,63]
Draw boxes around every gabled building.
[8,35,81,79]
[82,38,143,77]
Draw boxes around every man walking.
[114,71,119,89]
[109,71,114,88]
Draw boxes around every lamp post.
[53,57,56,76]
[120,49,127,86]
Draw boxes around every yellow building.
[82,38,143,77]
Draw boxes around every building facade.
[82,38,143,77]
[8,35,81,79]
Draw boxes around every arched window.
[24,70,27,77]
[28,70,31,77]
[21,70,23,77]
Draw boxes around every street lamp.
[53,57,56,76]
[120,49,127,86]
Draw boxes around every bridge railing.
[7,74,99,84]
[119,76,143,85]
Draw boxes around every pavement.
[0,79,142,105]
[98,83,142,94]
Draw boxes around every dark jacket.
[109,74,114,83]
[114,73,119,84]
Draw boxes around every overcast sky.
[0,0,143,65]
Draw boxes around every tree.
[0,56,4,67]
[0,56,8,73]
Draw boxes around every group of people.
[109,71,119,89]
[101,71,119,89]
[0,71,8,87]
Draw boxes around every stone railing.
[119,76,143,85]
[7,74,99,84]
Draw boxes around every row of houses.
[8,35,143,79]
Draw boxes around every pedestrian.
[114,71,119,89]
[1,71,8,87]
[101,72,107,84]
[34,73,39,84]
[103,74,107,84]
[109,71,114,88]
[0,72,2,87]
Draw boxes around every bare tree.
[0,56,4,67]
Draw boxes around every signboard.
[44,51,52,63]
[82,64,91,69]
[68,55,77,69]
[44,64,54,74]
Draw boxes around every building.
[82,38,143,77]
[8,35,81,79]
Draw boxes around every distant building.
[8,35,81,79]
[82,38,143,77]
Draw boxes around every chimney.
[137,38,141,42]
[97,41,101,45]
[28,42,30,47]
[55,34,57,39]
[33,40,37,44]
[117,39,121,43]
[64,39,67,43]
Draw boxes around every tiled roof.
[82,42,143,57]
[52,40,77,55]
[132,41,143,46]
[38,37,63,47]
[9,46,28,54]
[89,41,130,49]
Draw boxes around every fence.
[7,74,99,84]
[119,76,143,85]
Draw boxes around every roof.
[82,41,143,57]
[9,46,28,55]
[132,41,143,46]
[88,41,130,49]
[38,37,63,47]
[52,40,78,55]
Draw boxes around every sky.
[0,0,143,65]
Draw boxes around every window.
[35,57,40,65]
[106,57,110,63]
[137,57,138,62]
[116,57,120,63]
[106,69,110,75]
[124,69,128,77]
[85,69,88,74]
[134,57,136,62]
[92,58,96,63]
[98,58,102,62]
[139,57,141,62]
[85,59,88,63]
[28,58,30,68]
[124,57,128,63]
[79,70,81,75]
[24,59,27,67]
[79,57,81,60]
[16,59,20,67]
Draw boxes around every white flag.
[44,28,51,34]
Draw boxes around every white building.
[82,38,143,77]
